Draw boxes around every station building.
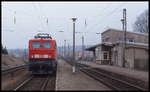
[85,28,149,71]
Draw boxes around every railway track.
[2,64,30,90]
[2,65,28,75]
[14,75,55,91]
[76,63,147,91]
[64,60,147,91]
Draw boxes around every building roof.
[85,41,149,51]
[85,42,113,51]
[86,28,148,51]
[101,28,148,36]
[85,44,101,51]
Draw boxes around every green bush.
[1,44,8,54]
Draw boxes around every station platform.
[55,59,111,91]
[78,61,149,83]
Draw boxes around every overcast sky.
[2,1,148,49]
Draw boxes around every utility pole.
[64,40,66,58]
[72,18,77,73]
[121,8,127,68]
[24,49,26,61]
[14,11,16,24]
[68,43,70,57]
[82,36,84,60]
[62,45,64,58]
[124,9,127,48]
[121,18,124,67]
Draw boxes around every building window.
[103,51,109,60]
[117,37,124,42]
[95,47,100,60]
[128,38,134,42]
[102,39,105,42]
[117,37,134,42]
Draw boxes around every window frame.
[42,41,51,49]
[31,41,41,49]
[117,37,134,42]
[103,51,109,60]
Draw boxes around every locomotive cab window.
[32,41,40,49]
[43,41,51,48]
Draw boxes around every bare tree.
[133,9,149,34]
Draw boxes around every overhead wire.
[84,3,113,27]
[82,3,126,45]
[93,9,122,32]
[93,4,127,32]
[86,3,126,33]
[37,3,49,33]
[36,3,70,46]
[32,3,46,33]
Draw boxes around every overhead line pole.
[82,36,84,60]
[124,8,127,67]
[64,40,66,58]
[68,43,70,57]
[121,8,127,68]
[62,45,64,59]
[124,9,127,49]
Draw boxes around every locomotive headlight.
[43,55,48,58]
[34,54,39,58]
[49,55,51,58]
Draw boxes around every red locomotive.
[28,33,57,74]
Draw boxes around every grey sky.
[2,2,148,49]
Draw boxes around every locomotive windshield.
[32,41,40,49]
[43,41,51,48]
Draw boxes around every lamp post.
[72,18,77,73]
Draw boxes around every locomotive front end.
[28,33,56,75]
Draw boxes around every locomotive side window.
[43,41,51,48]
[32,41,40,49]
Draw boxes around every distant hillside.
[8,49,28,60]
[7,45,92,56]
[1,54,27,70]
[57,45,92,52]
[7,45,93,60]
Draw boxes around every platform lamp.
[72,18,77,73]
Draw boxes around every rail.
[41,77,50,90]
[64,60,147,91]
[77,63,147,91]
[14,76,50,91]
[14,76,33,91]
[2,64,28,75]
